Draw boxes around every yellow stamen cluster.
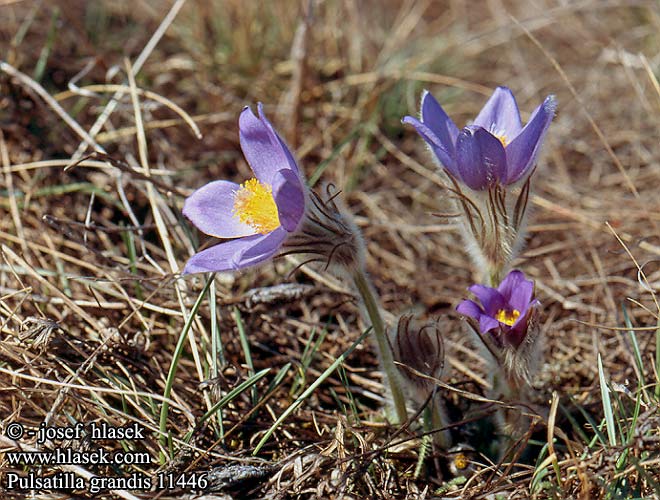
[495,308,520,326]
[232,178,280,234]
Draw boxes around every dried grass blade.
[253,327,371,455]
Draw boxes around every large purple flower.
[403,87,556,190]
[456,270,539,348]
[182,104,306,274]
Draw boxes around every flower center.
[495,308,520,326]
[233,178,280,234]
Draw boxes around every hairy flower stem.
[488,267,501,288]
[429,393,452,450]
[353,269,408,424]
[492,370,528,457]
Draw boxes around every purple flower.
[182,104,306,274]
[456,270,539,348]
[403,87,556,190]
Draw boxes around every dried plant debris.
[1,1,660,499]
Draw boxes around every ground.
[1,1,660,499]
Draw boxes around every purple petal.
[402,115,459,178]
[455,126,506,190]
[498,270,534,313]
[468,284,506,316]
[239,104,300,186]
[508,302,539,347]
[420,90,459,164]
[455,128,486,190]
[474,128,507,184]
[505,95,557,184]
[272,168,305,232]
[512,298,540,325]
[182,227,287,274]
[457,299,499,335]
[479,315,500,334]
[507,323,526,347]
[237,226,288,266]
[276,134,306,185]
[456,299,484,320]
[183,180,257,238]
[473,86,522,138]
[497,269,527,298]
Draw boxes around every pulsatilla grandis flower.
[182,104,306,274]
[456,270,539,349]
[403,87,556,190]
[457,269,544,398]
[181,104,404,423]
[183,104,362,275]
[404,87,556,283]
[458,270,544,437]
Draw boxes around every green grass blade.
[122,223,143,301]
[158,274,214,454]
[291,324,329,396]
[185,367,271,443]
[233,307,258,406]
[559,401,590,445]
[337,363,360,423]
[33,7,59,82]
[567,395,608,448]
[531,442,552,493]
[210,279,224,370]
[622,386,643,449]
[655,318,660,401]
[208,278,224,440]
[622,304,647,398]
[264,362,292,397]
[598,353,617,447]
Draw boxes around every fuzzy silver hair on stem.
[280,183,365,277]
[448,176,532,285]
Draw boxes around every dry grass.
[1,0,660,498]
